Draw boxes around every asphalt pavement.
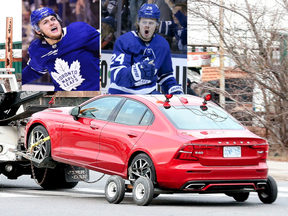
[267,160,288,182]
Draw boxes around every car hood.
[33,107,73,117]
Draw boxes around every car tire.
[132,177,154,206]
[230,192,250,202]
[33,165,78,189]
[258,175,278,204]
[28,125,51,165]
[105,175,125,204]
[129,153,156,185]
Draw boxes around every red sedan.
[25,94,277,205]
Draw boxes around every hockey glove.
[131,60,155,81]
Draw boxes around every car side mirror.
[71,106,80,120]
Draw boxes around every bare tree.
[189,0,288,154]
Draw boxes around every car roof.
[92,94,209,107]
[137,95,205,106]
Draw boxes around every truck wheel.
[105,175,125,204]
[132,177,154,206]
[258,175,278,204]
[28,125,51,165]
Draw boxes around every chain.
[30,162,48,185]
[26,130,48,186]
[70,165,105,184]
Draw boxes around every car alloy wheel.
[129,153,156,184]
[28,125,51,163]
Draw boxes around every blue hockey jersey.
[22,22,100,91]
[108,31,182,94]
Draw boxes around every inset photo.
[101,0,187,94]
[0,0,22,93]
[22,0,100,91]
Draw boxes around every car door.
[60,97,122,168]
[98,99,154,174]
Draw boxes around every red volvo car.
[25,94,277,205]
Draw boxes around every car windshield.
[159,105,245,130]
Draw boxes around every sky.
[0,0,22,43]
[188,0,288,46]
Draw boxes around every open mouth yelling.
[51,26,58,33]
[145,30,149,36]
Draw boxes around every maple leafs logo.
[51,58,85,91]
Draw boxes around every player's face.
[138,18,158,42]
[37,16,62,39]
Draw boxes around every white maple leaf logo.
[51,58,85,91]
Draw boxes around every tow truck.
[0,73,87,188]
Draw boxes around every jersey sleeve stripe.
[158,74,174,85]
[111,66,126,80]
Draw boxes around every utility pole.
[5,17,13,72]
[219,0,225,107]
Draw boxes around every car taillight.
[250,144,269,161]
[175,144,198,161]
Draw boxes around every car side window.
[79,97,122,121]
[139,110,153,125]
[114,100,151,125]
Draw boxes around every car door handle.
[127,132,138,138]
[90,124,100,129]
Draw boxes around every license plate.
[65,166,89,182]
[223,146,241,158]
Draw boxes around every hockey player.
[108,3,183,94]
[22,7,100,91]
